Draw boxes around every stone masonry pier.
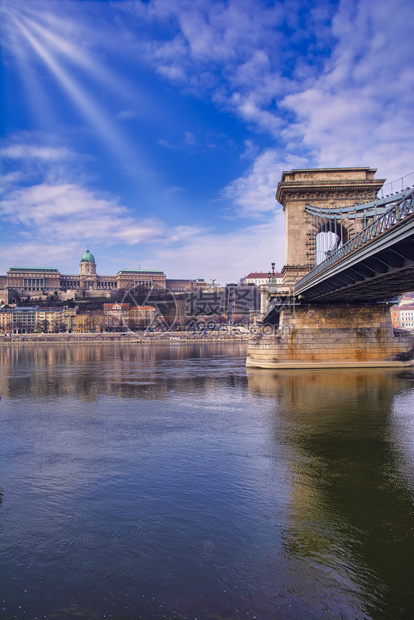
[246,303,414,368]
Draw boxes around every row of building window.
[0,305,157,334]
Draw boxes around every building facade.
[390,296,414,331]
[75,312,106,333]
[12,307,38,333]
[7,267,61,297]
[400,304,414,330]
[36,307,65,333]
[103,303,130,330]
[4,250,169,301]
[241,271,283,287]
[129,305,156,329]
[166,278,207,293]
[390,305,402,329]
[0,308,12,333]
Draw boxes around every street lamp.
[268,262,277,294]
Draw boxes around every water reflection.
[0,346,413,619]
[247,369,414,619]
[0,343,248,401]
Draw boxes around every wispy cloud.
[184,131,196,146]
[1,181,163,244]
[116,109,137,120]
[1,144,75,160]
[280,0,414,180]
[164,186,186,199]
[0,174,282,281]
[4,240,82,270]
[222,149,307,217]
[152,213,285,283]
[157,138,176,149]
[120,0,413,180]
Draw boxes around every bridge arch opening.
[315,221,349,265]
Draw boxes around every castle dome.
[81,249,95,263]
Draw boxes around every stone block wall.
[247,303,414,368]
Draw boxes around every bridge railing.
[295,188,414,292]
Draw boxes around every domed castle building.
[3,250,167,301]
[79,249,98,290]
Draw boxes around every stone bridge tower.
[276,167,385,289]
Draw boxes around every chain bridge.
[247,167,414,369]
[293,187,414,303]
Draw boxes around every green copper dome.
[81,249,95,263]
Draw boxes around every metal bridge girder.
[294,188,414,303]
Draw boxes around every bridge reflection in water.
[247,367,414,619]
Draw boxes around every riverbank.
[1,331,249,345]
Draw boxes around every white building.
[241,271,283,286]
[400,304,414,330]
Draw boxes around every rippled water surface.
[1,343,414,619]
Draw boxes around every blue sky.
[1,0,413,283]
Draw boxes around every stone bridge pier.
[246,167,414,369]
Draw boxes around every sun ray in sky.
[4,4,155,192]
[2,22,58,133]
[20,12,144,110]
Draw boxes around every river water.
[0,343,413,620]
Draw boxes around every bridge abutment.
[246,303,414,368]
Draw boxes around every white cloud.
[156,62,187,82]
[157,138,175,149]
[213,91,283,138]
[0,182,165,244]
[120,0,413,183]
[1,144,74,160]
[151,213,285,282]
[280,0,414,181]
[0,170,283,281]
[184,131,196,146]
[222,149,308,216]
[240,139,259,161]
[0,171,24,191]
